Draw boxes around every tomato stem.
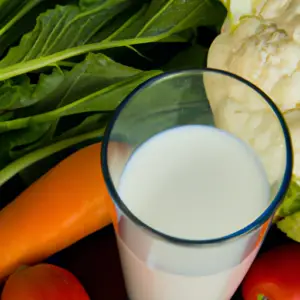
[258,295,268,300]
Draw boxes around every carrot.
[255,219,271,248]
[0,143,113,280]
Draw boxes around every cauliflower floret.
[209,16,300,111]
[207,0,300,180]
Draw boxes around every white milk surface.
[117,125,270,300]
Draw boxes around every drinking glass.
[101,69,293,300]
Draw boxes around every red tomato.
[242,244,300,300]
[1,264,90,300]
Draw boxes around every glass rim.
[101,68,293,246]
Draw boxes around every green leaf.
[0,53,157,132]
[134,0,225,38]
[80,0,114,10]
[277,210,300,243]
[0,0,59,57]
[0,68,65,110]
[10,112,109,160]
[25,52,141,115]
[0,0,44,37]
[56,113,110,140]
[0,0,131,68]
[100,0,225,41]
[275,177,300,219]
[4,51,139,115]
[163,44,208,71]
[276,178,300,242]
[0,69,160,133]
[0,111,14,121]
[0,0,225,81]
[15,112,110,184]
[0,53,161,180]
[0,0,226,186]
[0,127,105,186]
[0,112,109,184]
[0,123,51,169]
[89,4,148,43]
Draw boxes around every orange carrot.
[255,219,271,248]
[0,143,113,280]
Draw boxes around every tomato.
[242,244,300,300]
[1,264,90,300]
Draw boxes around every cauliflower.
[207,0,300,241]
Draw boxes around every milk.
[117,125,270,300]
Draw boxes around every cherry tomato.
[1,264,90,300]
[242,244,300,300]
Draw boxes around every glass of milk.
[101,69,292,300]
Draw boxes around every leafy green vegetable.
[0,0,130,67]
[0,0,225,81]
[0,53,160,133]
[275,177,300,219]
[0,0,44,38]
[0,51,162,182]
[0,70,64,110]
[0,123,51,170]
[0,0,226,187]
[0,112,14,121]
[0,126,105,186]
[17,112,110,184]
[0,0,66,57]
[277,211,300,242]
[0,52,161,157]
[272,178,300,241]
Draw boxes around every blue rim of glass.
[101,68,293,246]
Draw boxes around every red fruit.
[242,244,300,300]
[1,264,90,300]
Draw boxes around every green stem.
[53,61,77,68]
[0,127,105,186]
[0,70,161,132]
[0,0,42,37]
[125,45,152,62]
[219,0,229,9]
[0,36,169,81]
